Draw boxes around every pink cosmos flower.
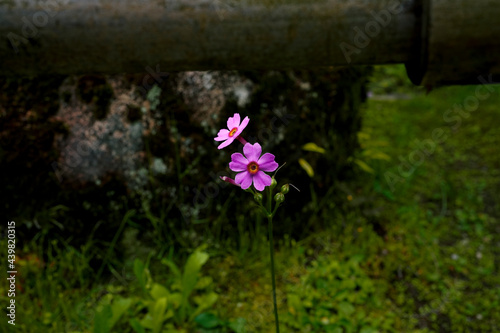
[214,113,249,149]
[229,143,279,191]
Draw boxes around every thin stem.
[236,135,248,145]
[271,202,281,217]
[267,187,280,333]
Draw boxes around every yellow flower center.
[247,162,259,174]
[229,127,238,137]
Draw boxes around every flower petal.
[227,113,241,129]
[235,171,252,189]
[233,116,249,138]
[217,137,235,149]
[243,142,262,162]
[253,171,272,191]
[214,129,230,141]
[229,153,248,172]
[258,153,279,172]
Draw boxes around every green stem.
[267,187,280,333]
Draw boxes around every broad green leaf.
[191,292,218,319]
[354,159,375,174]
[134,259,147,292]
[150,283,169,300]
[195,276,213,290]
[302,142,326,154]
[109,297,133,329]
[152,297,168,333]
[130,318,146,333]
[182,249,209,301]
[178,249,209,322]
[194,313,222,329]
[169,292,182,309]
[93,304,112,333]
[298,158,314,177]
[139,313,154,330]
[193,292,218,307]
[164,309,174,320]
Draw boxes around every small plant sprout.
[215,114,292,333]
[214,113,249,149]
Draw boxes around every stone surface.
[1,67,370,241]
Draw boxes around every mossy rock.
[1,67,371,249]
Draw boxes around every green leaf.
[182,249,209,301]
[194,313,222,329]
[195,276,213,290]
[161,258,181,278]
[178,248,210,322]
[354,159,375,174]
[152,297,168,333]
[134,259,147,293]
[150,283,169,300]
[109,297,133,329]
[130,318,146,333]
[139,313,154,330]
[193,292,218,307]
[228,318,247,333]
[302,142,326,154]
[191,292,219,319]
[298,158,314,177]
[362,149,391,161]
[93,304,112,333]
[338,301,355,317]
[357,132,371,141]
[168,292,182,309]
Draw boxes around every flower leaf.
[302,142,326,154]
[298,158,314,177]
[354,159,375,174]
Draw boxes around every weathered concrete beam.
[0,0,418,73]
[0,0,499,85]
[406,0,500,86]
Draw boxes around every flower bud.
[280,184,289,194]
[271,177,277,190]
[254,193,263,203]
[220,176,240,187]
[274,193,285,203]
